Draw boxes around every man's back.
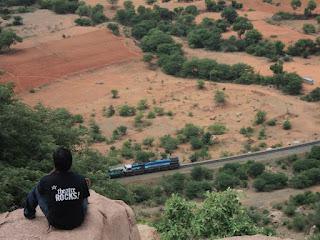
[38,171,90,229]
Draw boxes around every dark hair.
[53,147,72,172]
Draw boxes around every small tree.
[291,0,301,10]
[255,110,266,125]
[108,0,119,9]
[191,166,213,181]
[107,23,120,35]
[232,17,253,39]
[283,119,292,130]
[304,0,317,17]
[303,24,316,34]
[270,61,284,75]
[221,7,238,23]
[111,89,119,98]
[118,104,136,116]
[13,16,23,26]
[214,90,226,105]
[160,135,179,153]
[137,99,149,111]
[0,30,23,52]
[197,79,205,89]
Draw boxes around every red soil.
[0,30,141,92]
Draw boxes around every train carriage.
[108,157,180,178]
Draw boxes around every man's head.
[53,147,72,172]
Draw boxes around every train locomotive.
[108,157,180,178]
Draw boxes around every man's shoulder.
[69,171,85,180]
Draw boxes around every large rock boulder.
[0,190,141,240]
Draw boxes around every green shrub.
[290,214,308,232]
[292,159,320,173]
[107,23,120,35]
[160,135,179,153]
[141,29,174,52]
[255,110,266,125]
[247,162,265,178]
[240,127,254,137]
[191,166,213,181]
[185,180,212,199]
[197,79,205,89]
[12,16,23,25]
[75,17,92,26]
[189,148,210,162]
[147,111,156,119]
[290,168,320,189]
[135,150,155,162]
[153,106,165,116]
[215,172,240,191]
[283,119,292,130]
[118,104,136,116]
[143,53,154,63]
[180,123,203,140]
[121,140,134,159]
[130,185,153,203]
[301,87,320,102]
[258,128,267,140]
[0,29,23,52]
[253,172,288,191]
[103,105,115,117]
[289,191,320,206]
[89,120,105,142]
[208,123,227,135]
[283,204,296,217]
[137,99,149,111]
[266,119,277,126]
[111,89,119,98]
[303,23,316,34]
[214,90,227,105]
[134,112,151,128]
[309,146,320,160]
[221,7,238,23]
[190,137,203,150]
[112,125,127,140]
[76,4,92,16]
[142,137,154,146]
[161,173,187,195]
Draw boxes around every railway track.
[119,140,320,184]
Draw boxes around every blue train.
[108,157,180,178]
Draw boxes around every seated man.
[24,147,90,230]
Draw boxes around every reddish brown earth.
[0,29,140,92]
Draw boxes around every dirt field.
[0,29,140,92]
[21,60,320,162]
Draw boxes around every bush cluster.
[301,87,320,102]
[0,29,23,52]
[253,172,288,191]
[157,190,264,240]
[114,2,303,95]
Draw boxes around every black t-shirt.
[38,171,90,230]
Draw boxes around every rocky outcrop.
[0,190,141,240]
[138,224,160,240]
